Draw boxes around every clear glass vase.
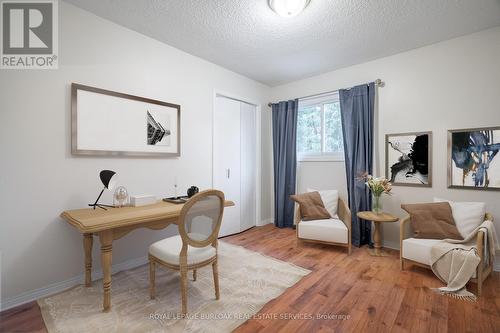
[372,194,383,214]
[113,186,129,208]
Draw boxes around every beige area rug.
[38,241,310,333]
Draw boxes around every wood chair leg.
[476,262,484,297]
[180,268,188,314]
[400,258,405,271]
[212,260,220,300]
[149,259,156,299]
[348,243,352,255]
[296,238,302,248]
[193,269,197,281]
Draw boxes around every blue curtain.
[339,83,375,247]
[272,100,298,228]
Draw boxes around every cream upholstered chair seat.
[149,190,225,314]
[298,218,348,244]
[149,234,216,266]
[402,237,478,279]
[401,238,441,266]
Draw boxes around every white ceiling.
[64,0,500,86]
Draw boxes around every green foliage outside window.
[297,101,343,154]
[297,105,321,152]
[324,102,343,152]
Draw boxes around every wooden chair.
[149,189,225,314]
[400,213,493,296]
[295,198,352,254]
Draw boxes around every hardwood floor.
[225,225,499,333]
[1,224,499,332]
[0,301,46,333]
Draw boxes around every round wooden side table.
[357,211,399,256]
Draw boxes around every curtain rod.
[267,79,384,107]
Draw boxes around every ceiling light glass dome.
[269,0,311,17]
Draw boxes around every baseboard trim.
[494,257,500,272]
[257,218,273,226]
[1,256,148,312]
[382,240,400,251]
[257,218,272,226]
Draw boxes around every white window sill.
[298,154,344,162]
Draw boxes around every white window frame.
[297,92,344,162]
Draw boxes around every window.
[297,93,344,161]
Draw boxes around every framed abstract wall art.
[385,132,432,187]
[71,83,180,157]
[448,127,500,190]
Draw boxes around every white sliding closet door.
[214,97,241,236]
[213,96,257,237]
[240,102,256,232]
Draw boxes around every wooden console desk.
[61,200,234,312]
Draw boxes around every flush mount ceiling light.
[268,0,311,17]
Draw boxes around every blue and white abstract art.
[449,127,500,190]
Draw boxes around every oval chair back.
[178,189,225,249]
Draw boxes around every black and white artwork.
[72,83,180,157]
[448,127,500,190]
[147,110,171,146]
[386,132,432,187]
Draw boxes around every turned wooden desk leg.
[99,230,113,312]
[83,233,93,287]
[373,222,382,256]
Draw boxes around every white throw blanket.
[430,220,499,301]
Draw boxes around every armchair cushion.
[402,238,441,265]
[298,218,348,244]
[402,237,477,278]
[434,198,486,238]
[291,191,331,221]
[401,202,462,240]
[307,189,339,217]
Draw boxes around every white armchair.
[295,197,352,254]
[400,212,494,296]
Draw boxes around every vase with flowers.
[362,174,392,214]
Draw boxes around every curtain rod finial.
[375,79,385,87]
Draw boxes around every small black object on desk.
[163,196,189,204]
[187,186,199,198]
[89,170,117,210]
[163,186,199,204]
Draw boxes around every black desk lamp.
[89,170,117,210]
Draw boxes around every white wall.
[0,2,268,309]
[268,27,500,255]
[296,162,347,200]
